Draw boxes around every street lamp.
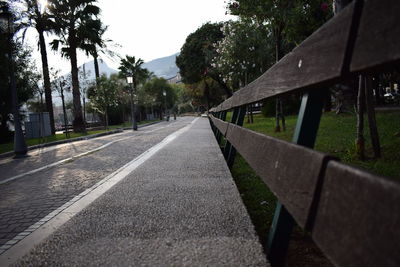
[0,6,28,158]
[163,89,169,121]
[126,73,137,131]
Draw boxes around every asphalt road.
[0,118,193,252]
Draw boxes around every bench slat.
[221,97,233,112]
[311,160,400,267]
[210,115,229,136]
[224,122,330,228]
[350,0,400,73]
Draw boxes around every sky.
[23,0,235,75]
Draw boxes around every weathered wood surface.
[350,0,400,73]
[311,160,400,267]
[209,115,229,137]
[210,114,330,228]
[220,97,233,112]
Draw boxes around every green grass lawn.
[228,110,399,263]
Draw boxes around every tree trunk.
[69,43,85,133]
[372,77,383,105]
[250,104,254,123]
[247,104,254,124]
[130,89,135,127]
[105,109,108,130]
[0,114,11,141]
[324,89,332,112]
[365,76,381,158]
[38,29,55,134]
[275,99,281,132]
[122,105,126,124]
[247,105,250,123]
[209,73,232,97]
[274,25,285,131]
[94,54,100,80]
[356,76,365,160]
[61,87,69,138]
[83,95,86,126]
[204,80,211,111]
[280,99,286,131]
[39,93,44,140]
[333,0,356,114]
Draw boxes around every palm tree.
[19,0,56,134]
[48,0,103,133]
[81,23,119,81]
[118,55,150,128]
[118,56,149,91]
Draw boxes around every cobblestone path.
[0,118,193,253]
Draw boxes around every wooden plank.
[231,85,259,108]
[350,0,400,73]
[225,124,330,228]
[209,115,229,137]
[219,1,357,111]
[311,160,400,267]
[221,96,233,111]
[215,104,222,112]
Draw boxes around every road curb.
[0,120,162,159]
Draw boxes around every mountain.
[78,59,118,80]
[142,53,180,79]
[78,53,180,80]
[57,53,181,86]
[52,54,180,106]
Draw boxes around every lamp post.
[0,6,28,158]
[126,73,137,131]
[163,89,168,121]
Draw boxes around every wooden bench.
[209,0,400,266]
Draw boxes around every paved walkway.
[0,119,190,250]
[0,118,268,266]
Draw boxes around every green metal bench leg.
[216,111,227,145]
[211,112,220,137]
[267,89,327,267]
[209,112,216,135]
[224,106,246,168]
[223,108,238,159]
[215,112,222,143]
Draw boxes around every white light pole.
[163,89,168,121]
[0,6,28,158]
[126,73,137,131]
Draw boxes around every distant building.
[166,73,182,84]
